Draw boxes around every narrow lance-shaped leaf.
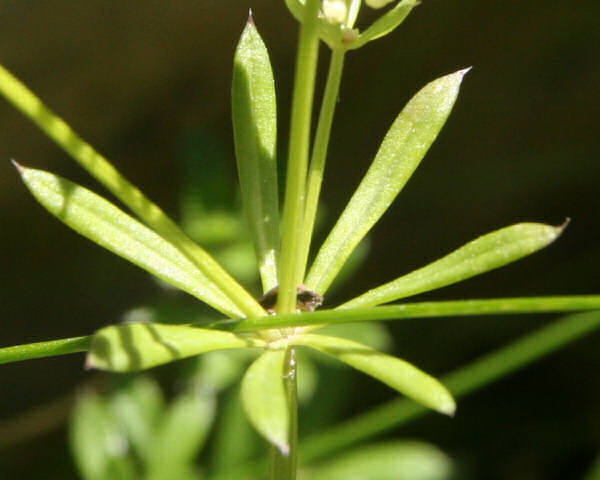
[0,64,264,318]
[351,0,420,49]
[241,349,290,453]
[284,0,304,23]
[341,222,566,309]
[86,323,262,372]
[293,334,455,416]
[16,165,243,318]
[233,16,280,292]
[306,69,468,294]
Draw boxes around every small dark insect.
[259,284,324,314]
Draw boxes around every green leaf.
[17,165,243,317]
[1,65,264,319]
[147,389,215,473]
[198,349,257,392]
[306,441,453,480]
[211,386,262,472]
[232,16,280,292]
[352,0,420,49]
[110,376,164,462]
[316,322,393,352]
[240,349,290,453]
[305,69,468,294]
[583,455,600,480]
[299,311,600,462]
[293,334,455,415]
[69,391,137,480]
[86,323,262,372]
[341,222,565,309]
[285,0,304,23]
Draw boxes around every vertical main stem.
[297,48,346,283]
[277,0,321,315]
[269,347,299,480]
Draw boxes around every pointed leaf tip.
[247,8,254,25]
[232,13,280,291]
[10,158,23,172]
[306,70,466,294]
[558,217,571,231]
[293,334,456,416]
[341,222,565,309]
[459,66,473,77]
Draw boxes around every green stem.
[3,296,600,366]
[0,64,264,318]
[277,0,322,315]
[228,295,600,332]
[269,347,299,480]
[299,309,600,461]
[297,48,346,282]
[0,336,90,365]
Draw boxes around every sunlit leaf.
[233,16,280,291]
[305,441,453,480]
[17,165,243,318]
[1,64,264,319]
[86,323,262,372]
[241,349,290,453]
[306,69,468,294]
[352,0,419,49]
[293,334,455,415]
[341,222,565,309]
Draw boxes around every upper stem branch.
[297,48,346,282]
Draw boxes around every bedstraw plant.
[1,1,600,479]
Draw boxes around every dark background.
[0,1,598,478]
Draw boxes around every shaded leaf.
[341,222,565,309]
[17,166,243,317]
[305,441,453,480]
[352,0,420,49]
[316,322,393,352]
[198,349,257,392]
[86,323,262,372]
[241,349,290,453]
[211,386,262,472]
[233,16,279,291]
[69,391,137,480]
[285,0,304,22]
[293,334,455,415]
[147,389,215,473]
[110,376,164,462]
[306,69,468,294]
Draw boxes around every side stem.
[297,48,346,283]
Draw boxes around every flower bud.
[366,0,395,8]
[322,0,348,24]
